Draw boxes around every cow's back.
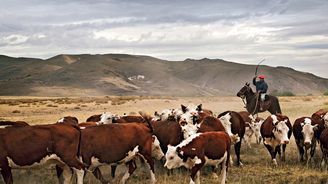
[198,116,225,132]
[80,123,152,164]
[151,120,183,153]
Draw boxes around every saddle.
[258,94,271,110]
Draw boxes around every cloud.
[0,0,327,78]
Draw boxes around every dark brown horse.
[237,83,281,115]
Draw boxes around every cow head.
[99,112,114,124]
[219,112,240,144]
[271,115,290,144]
[179,113,198,139]
[151,135,164,160]
[164,145,184,169]
[301,118,318,147]
[181,104,202,123]
[157,109,175,121]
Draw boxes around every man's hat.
[258,75,265,79]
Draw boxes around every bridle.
[238,85,259,115]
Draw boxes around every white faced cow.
[164,132,231,184]
[260,114,292,166]
[293,117,319,165]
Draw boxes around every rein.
[252,93,260,116]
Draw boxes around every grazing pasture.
[0,96,328,184]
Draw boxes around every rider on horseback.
[253,75,268,110]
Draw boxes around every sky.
[1,0,327,78]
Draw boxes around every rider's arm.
[252,77,257,86]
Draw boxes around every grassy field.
[0,96,328,184]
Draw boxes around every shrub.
[270,90,295,96]
[324,90,328,96]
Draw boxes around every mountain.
[0,54,327,96]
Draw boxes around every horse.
[236,82,281,115]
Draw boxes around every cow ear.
[181,105,187,113]
[196,104,202,112]
[313,124,319,131]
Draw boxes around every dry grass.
[1,96,328,184]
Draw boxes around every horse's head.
[237,82,251,99]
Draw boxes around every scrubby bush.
[324,90,328,96]
[270,90,295,96]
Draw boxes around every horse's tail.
[275,97,282,114]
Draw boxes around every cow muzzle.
[281,140,289,144]
[304,141,311,148]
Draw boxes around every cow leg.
[111,165,117,178]
[264,144,277,166]
[0,159,13,184]
[140,153,156,184]
[56,165,74,184]
[309,141,317,165]
[93,167,110,184]
[190,163,203,184]
[120,160,137,184]
[296,141,305,162]
[219,152,228,184]
[234,141,243,166]
[73,168,85,184]
[281,144,287,162]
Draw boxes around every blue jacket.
[253,77,268,93]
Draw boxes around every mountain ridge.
[0,54,327,96]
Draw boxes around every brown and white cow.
[319,128,328,169]
[86,112,117,124]
[293,117,319,164]
[0,123,84,184]
[164,132,231,184]
[217,111,245,166]
[312,109,328,128]
[77,122,164,184]
[260,114,292,166]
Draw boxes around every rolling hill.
[0,54,327,96]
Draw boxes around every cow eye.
[170,156,174,160]
[278,130,282,133]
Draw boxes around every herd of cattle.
[1,104,328,184]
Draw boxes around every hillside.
[0,54,327,96]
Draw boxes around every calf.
[238,112,264,147]
[260,114,292,166]
[293,117,319,164]
[217,111,245,166]
[77,122,164,184]
[0,123,84,184]
[164,132,231,184]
